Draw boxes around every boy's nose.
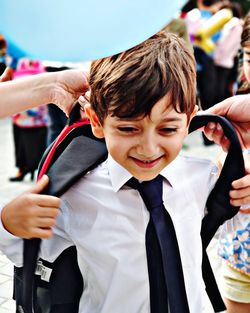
[136,132,159,158]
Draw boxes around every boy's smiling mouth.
[130,156,163,168]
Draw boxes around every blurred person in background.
[186,0,228,145]
[213,1,244,103]
[8,59,48,182]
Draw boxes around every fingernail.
[208,122,216,129]
[216,124,222,131]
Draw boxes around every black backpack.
[14,105,245,313]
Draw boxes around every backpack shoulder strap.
[189,114,245,245]
[189,114,245,312]
[44,131,107,197]
[20,121,107,313]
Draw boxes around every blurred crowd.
[164,0,249,144]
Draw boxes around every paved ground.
[0,117,224,313]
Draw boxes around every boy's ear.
[84,103,104,138]
[184,105,199,136]
[188,105,199,125]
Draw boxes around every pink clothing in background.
[214,17,243,69]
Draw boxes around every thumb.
[202,96,236,117]
[202,102,226,116]
[28,175,50,194]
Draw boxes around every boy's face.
[86,94,197,181]
[243,45,250,84]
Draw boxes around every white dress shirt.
[0,154,218,313]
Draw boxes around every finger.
[230,185,250,198]
[232,174,250,189]
[25,193,60,209]
[34,217,58,228]
[239,207,250,214]
[28,175,49,194]
[203,122,216,141]
[216,135,230,152]
[203,98,231,116]
[78,96,88,116]
[211,123,224,143]
[230,196,250,207]
[31,206,60,219]
[78,95,88,107]
[84,90,91,102]
[26,227,54,239]
[203,122,225,145]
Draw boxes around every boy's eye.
[117,126,138,133]
[160,127,177,134]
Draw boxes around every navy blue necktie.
[128,176,190,313]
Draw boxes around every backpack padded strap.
[21,130,107,313]
[189,114,245,312]
[44,135,107,197]
[189,114,245,246]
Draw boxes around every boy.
[1,32,250,312]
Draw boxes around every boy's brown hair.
[238,11,250,95]
[89,32,196,124]
[241,11,250,48]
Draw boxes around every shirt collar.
[107,155,133,192]
[160,157,181,188]
[107,154,177,192]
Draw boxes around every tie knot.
[127,176,163,212]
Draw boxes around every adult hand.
[1,175,60,239]
[51,69,90,116]
[204,95,250,149]
[0,68,89,118]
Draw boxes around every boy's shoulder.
[169,154,217,172]
[60,158,110,198]
[163,154,218,187]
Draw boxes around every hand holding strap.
[189,114,245,312]
[189,114,245,246]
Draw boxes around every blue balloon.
[0,0,186,62]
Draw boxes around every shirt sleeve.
[39,200,74,263]
[0,206,23,266]
[203,161,218,216]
